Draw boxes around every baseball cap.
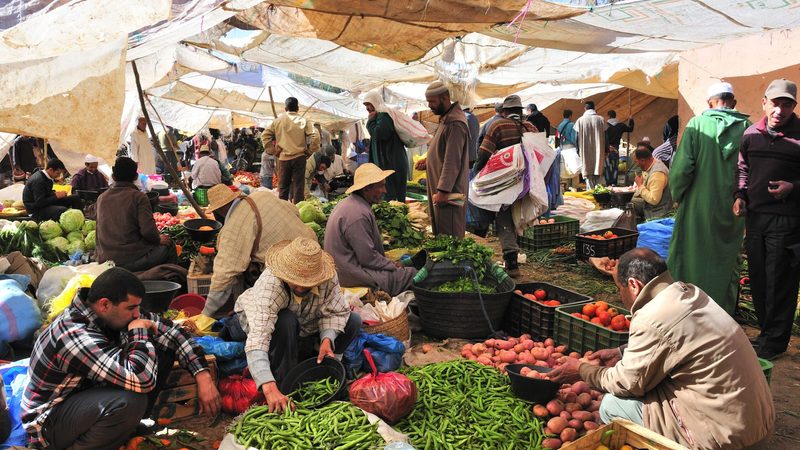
[764,79,797,102]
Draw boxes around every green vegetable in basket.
[592,185,611,195]
[433,278,495,294]
[424,235,494,279]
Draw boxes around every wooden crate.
[152,355,217,421]
[561,419,689,450]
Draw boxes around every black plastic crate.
[554,303,630,354]
[574,227,639,260]
[503,282,592,340]
[518,216,580,252]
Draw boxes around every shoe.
[504,252,521,278]
[749,336,760,349]
[756,348,784,361]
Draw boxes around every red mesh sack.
[348,349,417,424]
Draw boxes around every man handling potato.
[550,248,774,449]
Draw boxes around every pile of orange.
[581,230,619,240]
[514,288,562,307]
[570,301,630,332]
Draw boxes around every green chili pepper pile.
[433,277,496,294]
[160,225,201,264]
[232,401,384,450]
[289,376,340,408]
[396,360,545,449]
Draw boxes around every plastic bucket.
[279,357,347,409]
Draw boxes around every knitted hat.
[265,237,336,287]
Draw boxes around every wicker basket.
[363,309,410,342]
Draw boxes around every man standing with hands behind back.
[734,79,800,361]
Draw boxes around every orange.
[582,303,597,318]
[198,225,213,231]
[611,314,627,331]
[591,317,604,325]
[597,311,612,326]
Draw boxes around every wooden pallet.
[561,419,689,450]
[152,355,217,421]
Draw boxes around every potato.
[593,410,601,422]
[555,345,567,353]
[588,400,602,412]
[560,427,577,442]
[568,419,583,430]
[572,410,593,422]
[568,351,581,358]
[565,392,578,403]
[544,338,555,347]
[542,438,562,449]
[559,410,572,421]
[476,356,492,366]
[565,402,581,413]
[571,381,590,395]
[547,417,568,434]
[471,343,486,355]
[584,421,599,431]
[577,392,593,407]
[532,404,549,418]
[546,399,564,416]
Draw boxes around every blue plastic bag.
[193,336,245,361]
[636,218,675,259]
[1,359,30,449]
[0,279,42,346]
[344,332,405,374]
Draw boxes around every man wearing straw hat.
[325,163,417,295]
[201,185,316,318]
[233,237,359,413]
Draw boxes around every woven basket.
[363,308,410,342]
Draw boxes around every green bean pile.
[397,360,545,450]
[232,401,384,450]
[289,376,340,408]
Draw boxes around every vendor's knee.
[344,313,361,337]
[599,393,643,426]
[106,390,149,426]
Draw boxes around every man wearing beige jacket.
[551,248,774,449]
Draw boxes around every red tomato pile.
[153,212,180,231]
[514,288,561,307]
[581,230,619,240]
[572,301,630,332]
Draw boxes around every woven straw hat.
[205,183,241,213]
[266,237,336,287]
[346,163,395,194]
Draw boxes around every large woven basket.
[363,308,410,342]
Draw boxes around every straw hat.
[265,237,336,287]
[205,184,241,213]
[346,163,395,194]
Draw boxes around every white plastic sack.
[35,262,114,309]
[469,144,526,212]
[362,89,430,148]
[523,132,555,179]
[580,209,624,234]
[561,145,582,177]
[512,136,549,235]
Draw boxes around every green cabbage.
[24,220,38,231]
[298,204,318,223]
[59,209,85,233]
[82,219,96,234]
[84,230,96,250]
[67,240,85,255]
[66,231,84,242]
[47,236,70,253]
[40,220,63,240]
[307,222,322,233]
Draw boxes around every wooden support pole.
[130,61,205,217]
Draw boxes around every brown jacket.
[580,273,774,449]
[425,103,469,237]
[95,182,160,267]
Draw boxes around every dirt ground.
[169,234,800,449]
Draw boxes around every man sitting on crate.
[550,248,775,449]
[200,184,316,318]
[231,237,360,414]
[324,163,417,296]
[550,248,774,449]
[21,267,221,450]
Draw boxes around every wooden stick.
[143,94,193,196]
[268,86,278,118]
[131,61,205,217]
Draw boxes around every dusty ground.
[169,234,800,449]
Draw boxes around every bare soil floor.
[170,234,800,449]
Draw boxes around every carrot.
[175,244,182,257]
[199,245,215,255]
[125,436,145,450]
[160,438,170,446]
[211,441,222,449]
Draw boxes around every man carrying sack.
[201,185,316,318]
[232,237,361,413]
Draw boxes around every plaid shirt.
[22,298,208,447]
[235,267,350,387]
[479,116,538,154]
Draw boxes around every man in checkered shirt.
[21,268,220,449]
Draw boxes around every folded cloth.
[135,263,188,285]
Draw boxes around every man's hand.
[588,348,623,368]
[262,382,293,414]
[317,338,334,364]
[128,319,157,333]
[634,175,643,187]
[768,180,794,200]
[733,198,747,217]
[55,190,67,199]
[159,234,172,246]
[196,371,222,416]
[548,357,582,384]
[432,191,448,206]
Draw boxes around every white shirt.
[215,138,228,162]
[325,154,346,180]
[191,156,221,189]
[129,128,156,175]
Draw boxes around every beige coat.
[574,109,606,177]
[580,273,774,449]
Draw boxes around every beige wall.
[678,28,800,130]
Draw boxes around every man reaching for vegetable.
[549,248,774,449]
[231,237,360,413]
[22,268,220,449]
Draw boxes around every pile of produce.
[405,202,428,233]
[515,288,562,307]
[530,381,606,448]
[233,171,260,187]
[534,217,557,225]
[570,301,630,332]
[372,201,425,250]
[2,209,96,264]
[433,278,495,294]
[153,212,180,231]
[160,225,202,265]
[0,220,64,264]
[296,199,327,245]
[592,185,611,195]
[0,199,26,217]
[288,377,341,408]
[460,335,571,373]
[396,359,545,449]
[424,235,494,278]
[581,230,620,240]
[231,401,384,450]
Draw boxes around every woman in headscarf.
[652,115,679,167]
[362,90,408,201]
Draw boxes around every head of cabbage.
[298,204,318,223]
[84,230,96,251]
[82,219,96,234]
[47,236,70,254]
[67,240,85,256]
[40,220,63,240]
[59,209,85,233]
[66,231,84,243]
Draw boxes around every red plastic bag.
[348,350,417,424]
[219,368,259,415]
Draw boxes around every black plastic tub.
[280,357,347,409]
[182,218,222,242]
[142,280,181,314]
[506,364,560,404]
